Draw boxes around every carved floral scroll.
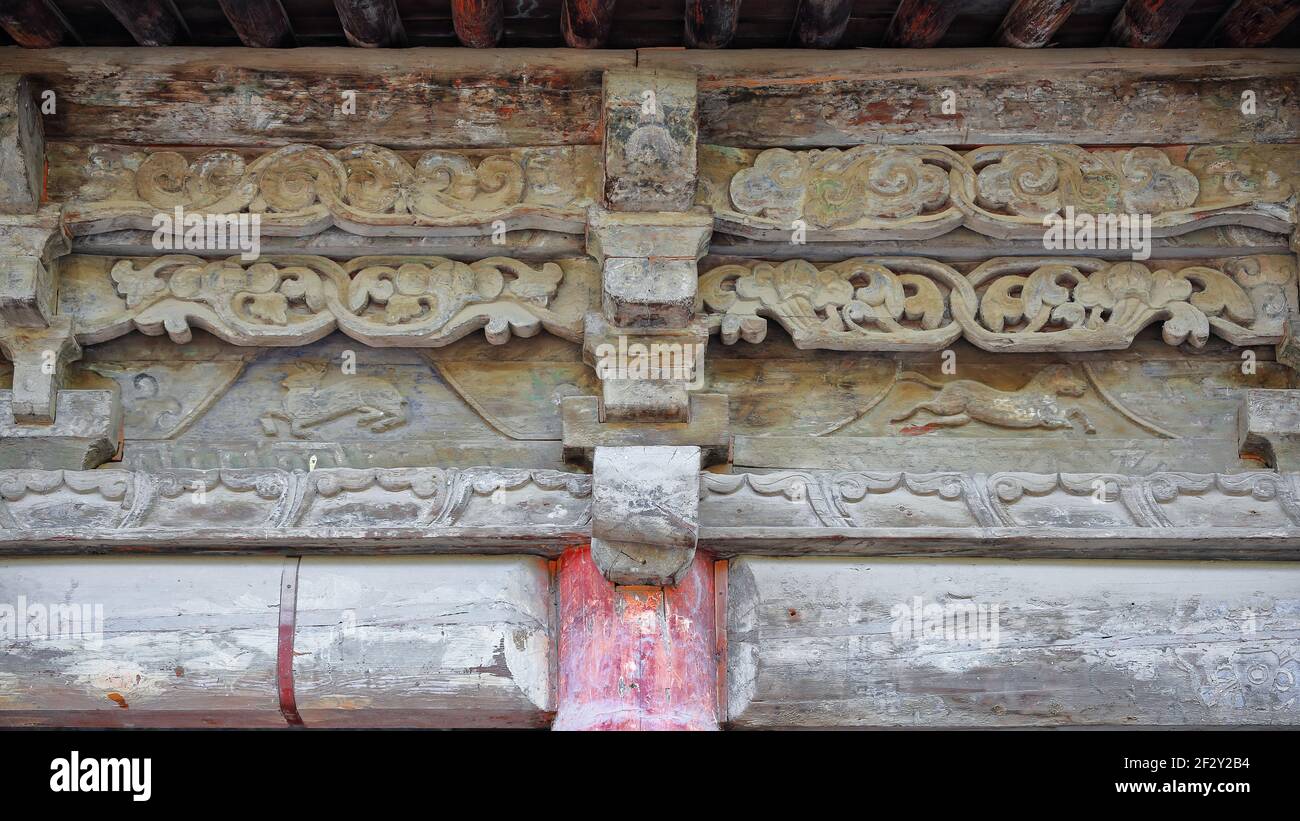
[60,254,594,348]
[699,255,1297,352]
[49,143,600,236]
[700,144,1300,240]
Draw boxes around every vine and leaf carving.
[698,256,1295,352]
[88,254,583,347]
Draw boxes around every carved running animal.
[890,365,1096,434]
[260,362,407,438]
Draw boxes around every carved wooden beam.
[3,49,633,148]
[1105,0,1198,48]
[1203,0,1300,47]
[1239,389,1300,469]
[700,143,1300,242]
[0,0,79,47]
[100,0,189,46]
[562,0,617,48]
[699,255,1298,352]
[451,0,504,48]
[791,0,852,48]
[685,0,742,49]
[6,467,1300,560]
[995,0,1077,48]
[640,49,1300,147]
[217,0,296,48]
[333,0,406,47]
[883,0,963,47]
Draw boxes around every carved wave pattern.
[88,254,586,347]
[710,144,1298,239]
[698,255,1296,351]
[59,143,596,235]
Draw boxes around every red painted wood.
[1106,0,1198,48]
[1203,0,1300,47]
[554,546,718,731]
[451,0,503,48]
[883,0,964,47]
[277,556,304,727]
[561,0,617,48]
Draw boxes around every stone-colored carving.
[50,143,600,236]
[602,70,698,212]
[60,254,591,348]
[0,75,43,215]
[261,362,407,438]
[699,255,1297,352]
[0,390,120,470]
[0,317,81,422]
[700,144,1300,240]
[1238,389,1300,470]
[889,366,1096,434]
[590,446,700,585]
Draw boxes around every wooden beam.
[333,0,406,47]
[100,0,188,46]
[1106,0,1198,48]
[1203,0,1300,47]
[0,0,79,47]
[2,48,635,148]
[553,546,718,730]
[217,0,296,48]
[685,0,742,48]
[639,48,1300,145]
[451,0,503,48]
[791,0,852,48]
[995,0,1077,48]
[883,0,963,47]
[561,0,616,48]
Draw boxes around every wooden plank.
[638,48,1300,145]
[553,546,717,730]
[451,0,504,48]
[727,556,1300,727]
[217,0,296,48]
[0,557,284,727]
[292,556,554,727]
[0,48,637,148]
[100,0,188,46]
[333,0,406,47]
[995,0,1078,47]
[0,0,79,47]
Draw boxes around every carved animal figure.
[260,362,407,438]
[890,365,1096,434]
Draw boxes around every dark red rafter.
[217,0,296,48]
[452,0,504,48]
[1106,0,1199,48]
[561,0,616,48]
[0,0,79,47]
[996,0,1078,47]
[333,0,407,48]
[792,0,852,48]
[100,0,188,46]
[1203,0,1300,46]
[884,0,964,47]
[686,0,742,48]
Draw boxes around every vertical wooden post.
[554,546,719,730]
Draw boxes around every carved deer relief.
[890,365,1096,434]
[260,362,407,438]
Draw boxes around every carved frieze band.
[699,255,1297,351]
[49,144,600,236]
[60,254,594,347]
[4,469,1299,553]
[699,144,1300,240]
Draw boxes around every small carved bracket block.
[602,70,698,212]
[0,389,120,469]
[562,394,730,467]
[602,257,697,329]
[0,256,54,327]
[591,445,701,586]
[0,316,81,422]
[1239,389,1300,469]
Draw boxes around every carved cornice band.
[700,144,1300,240]
[699,255,1298,351]
[4,468,1300,559]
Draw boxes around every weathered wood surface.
[601,70,699,212]
[590,446,700,585]
[0,555,554,728]
[333,0,407,48]
[561,0,616,48]
[685,0,742,49]
[639,49,1300,145]
[0,48,636,148]
[0,0,78,48]
[451,0,504,48]
[217,0,296,48]
[554,547,717,730]
[727,556,1300,727]
[100,0,188,46]
[1106,0,1199,47]
[883,0,965,47]
[791,0,852,48]
[292,557,553,727]
[0,75,44,215]
[0,557,284,727]
[996,0,1078,47]
[1203,0,1300,46]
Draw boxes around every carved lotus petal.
[1161,301,1210,347]
[111,259,170,308]
[1050,302,1087,328]
[384,294,428,324]
[244,292,289,325]
[853,268,905,318]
